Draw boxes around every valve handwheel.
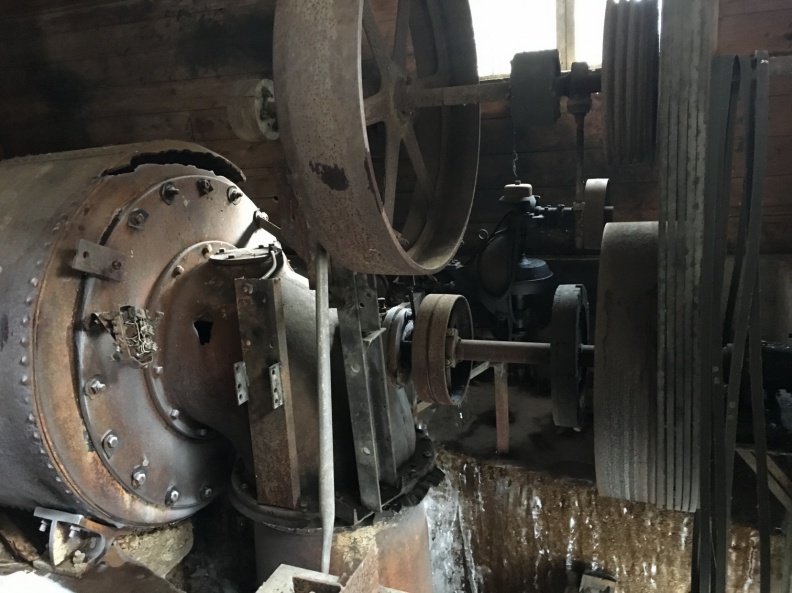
[274,0,480,275]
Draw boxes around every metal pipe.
[494,363,510,454]
[314,247,334,573]
[407,80,511,109]
[456,339,596,368]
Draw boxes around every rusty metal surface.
[0,141,273,526]
[426,451,788,593]
[253,503,432,593]
[236,275,302,509]
[274,0,480,274]
[71,239,127,282]
[412,294,473,406]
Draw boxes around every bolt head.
[197,179,214,196]
[173,265,185,277]
[202,245,214,256]
[227,187,243,204]
[243,283,254,295]
[131,469,147,488]
[169,409,181,419]
[362,446,372,456]
[111,259,122,270]
[160,183,179,204]
[85,378,107,396]
[165,488,180,505]
[200,486,214,500]
[105,434,119,449]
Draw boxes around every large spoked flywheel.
[274,0,480,275]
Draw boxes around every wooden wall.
[0,0,282,218]
[0,0,789,253]
[469,0,792,254]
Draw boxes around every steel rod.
[407,80,511,109]
[494,363,510,455]
[456,339,595,368]
[315,247,334,574]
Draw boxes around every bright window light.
[574,0,607,66]
[469,0,556,78]
[469,0,607,76]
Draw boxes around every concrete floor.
[425,372,596,482]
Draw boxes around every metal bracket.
[71,238,126,281]
[234,361,250,405]
[269,362,284,409]
[34,507,131,571]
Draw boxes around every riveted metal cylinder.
[0,141,280,526]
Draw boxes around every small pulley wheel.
[274,0,480,275]
[412,294,473,405]
[550,284,590,429]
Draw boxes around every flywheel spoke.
[364,92,389,125]
[382,126,402,221]
[363,1,395,79]
[392,0,412,70]
[402,124,432,194]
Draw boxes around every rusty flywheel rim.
[274,0,480,275]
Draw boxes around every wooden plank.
[0,4,267,69]
[0,0,274,39]
[0,32,273,92]
[719,0,792,18]
[718,9,792,54]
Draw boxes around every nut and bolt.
[111,259,123,270]
[165,488,180,505]
[173,265,185,277]
[131,469,147,488]
[227,187,243,204]
[160,182,180,204]
[103,432,119,451]
[84,377,107,397]
[169,409,181,419]
[200,486,214,500]
[202,245,214,257]
[254,210,269,228]
[128,209,148,229]
[197,179,214,196]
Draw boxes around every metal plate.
[76,171,270,513]
[274,0,480,274]
[71,239,126,282]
